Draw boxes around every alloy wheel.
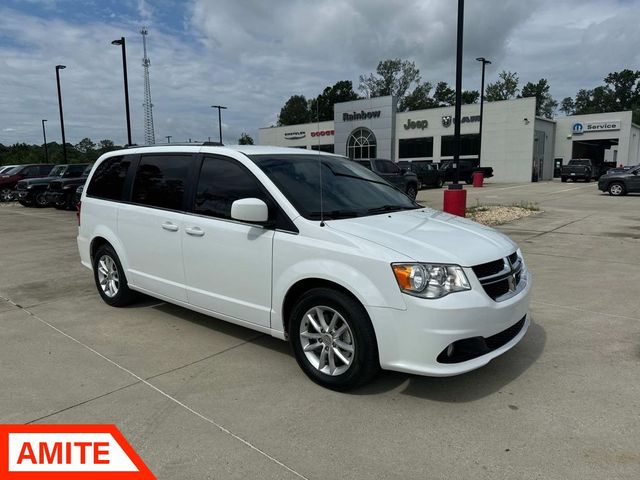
[97,254,120,298]
[609,184,623,196]
[299,306,355,376]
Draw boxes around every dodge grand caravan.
[78,145,531,390]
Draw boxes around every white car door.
[117,153,195,302]
[182,155,275,328]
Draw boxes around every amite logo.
[0,424,155,479]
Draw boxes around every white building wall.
[258,120,334,149]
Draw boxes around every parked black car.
[355,158,419,199]
[74,185,84,209]
[398,161,443,189]
[438,159,494,184]
[0,164,55,201]
[45,164,93,210]
[16,163,89,207]
[598,165,640,196]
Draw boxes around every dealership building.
[259,96,640,183]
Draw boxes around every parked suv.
[45,164,93,210]
[561,158,593,182]
[355,158,419,199]
[0,164,55,202]
[16,163,89,207]
[78,145,531,390]
[598,165,640,196]
[398,161,443,189]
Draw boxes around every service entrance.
[572,138,618,176]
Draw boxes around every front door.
[117,153,195,302]
[627,168,640,192]
[182,156,274,328]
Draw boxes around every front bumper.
[367,269,532,376]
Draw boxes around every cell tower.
[141,27,156,145]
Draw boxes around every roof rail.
[124,141,224,149]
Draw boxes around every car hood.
[50,176,88,185]
[326,207,517,266]
[20,176,61,186]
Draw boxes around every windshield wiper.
[308,209,360,220]
[367,205,420,214]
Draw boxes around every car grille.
[48,181,62,192]
[15,183,27,191]
[472,252,525,302]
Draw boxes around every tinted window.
[194,157,267,220]
[250,154,417,220]
[375,160,400,174]
[441,134,480,157]
[2,166,21,175]
[39,165,54,175]
[131,155,192,210]
[87,155,131,201]
[356,160,372,170]
[399,137,433,158]
[23,166,40,176]
[65,164,87,177]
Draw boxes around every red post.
[443,187,467,217]
[472,171,484,187]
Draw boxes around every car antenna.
[317,99,325,227]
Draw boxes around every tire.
[464,178,473,185]
[18,199,33,207]
[0,188,14,202]
[584,177,591,182]
[435,178,443,188]
[53,194,69,210]
[289,287,380,391]
[561,177,567,183]
[608,182,626,196]
[92,244,138,307]
[406,184,417,200]
[34,191,49,208]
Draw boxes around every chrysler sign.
[572,120,620,134]
[284,131,306,140]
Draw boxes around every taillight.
[76,201,81,226]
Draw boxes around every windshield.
[2,166,22,175]
[569,160,590,166]
[83,165,93,175]
[49,165,66,177]
[249,154,419,220]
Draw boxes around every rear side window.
[66,164,87,177]
[87,155,131,201]
[131,155,192,210]
[39,165,53,175]
[194,157,267,220]
[22,166,40,176]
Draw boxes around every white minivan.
[77,144,531,390]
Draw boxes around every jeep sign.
[403,119,428,130]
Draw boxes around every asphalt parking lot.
[1,181,639,480]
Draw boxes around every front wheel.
[608,182,625,196]
[34,191,49,208]
[435,178,443,188]
[289,288,379,391]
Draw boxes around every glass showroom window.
[347,128,377,159]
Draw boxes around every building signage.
[310,129,335,137]
[342,110,381,121]
[572,120,620,135]
[284,131,306,140]
[403,119,428,130]
[441,115,480,127]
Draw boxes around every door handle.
[161,222,179,232]
[185,226,205,237]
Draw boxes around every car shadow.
[352,320,546,402]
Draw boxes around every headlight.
[392,263,470,299]
[26,184,34,189]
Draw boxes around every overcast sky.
[1,0,639,146]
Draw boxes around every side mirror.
[231,198,269,224]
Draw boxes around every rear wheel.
[0,188,14,202]
[561,177,567,182]
[406,184,417,200]
[435,178,444,188]
[608,182,625,196]
[289,288,379,391]
[92,244,138,307]
[53,194,69,210]
[34,191,49,208]
[18,198,33,207]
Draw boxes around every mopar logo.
[572,122,584,134]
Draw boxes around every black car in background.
[398,161,443,189]
[598,165,640,196]
[356,158,419,199]
[439,159,494,184]
[45,164,92,210]
[16,163,89,207]
[0,164,55,201]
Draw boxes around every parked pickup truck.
[439,159,494,184]
[561,159,593,182]
[355,158,419,199]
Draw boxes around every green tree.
[520,78,558,118]
[238,132,254,145]
[461,90,480,104]
[359,58,421,101]
[309,80,360,122]
[559,97,575,115]
[433,81,456,106]
[277,95,310,126]
[398,82,436,111]
[485,71,519,102]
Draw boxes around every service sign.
[572,120,620,134]
[0,424,155,479]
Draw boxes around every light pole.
[442,0,467,217]
[211,105,227,144]
[111,37,132,146]
[55,65,67,163]
[41,119,48,163]
[475,57,491,166]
